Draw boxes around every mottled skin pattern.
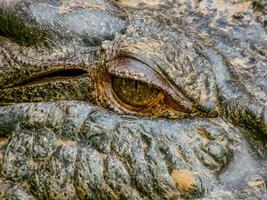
[0,0,266,199]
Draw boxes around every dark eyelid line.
[112,52,160,75]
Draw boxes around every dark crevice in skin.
[251,0,265,12]
[0,28,4,37]
[110,130,156,199]
[0,136,9,177]
[102,156,120,199]
[11,69,88,88]
[109,143,144,198]
[240,126,267,158]
[73,146,82,200]
[109,142,141,197]
[158,146,175,176]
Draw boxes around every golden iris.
[111,76,161,108]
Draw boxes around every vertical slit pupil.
[135,80,138,91]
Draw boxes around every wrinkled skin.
[0,0,266,199]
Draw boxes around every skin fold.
[0,0,266,199]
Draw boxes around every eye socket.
[111,75,161,108]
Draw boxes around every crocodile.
[0,0,266,199]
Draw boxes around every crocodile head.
[0,0,266,199]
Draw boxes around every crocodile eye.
[95,57,197,118]
[111,76,161,108]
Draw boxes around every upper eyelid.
[107,57,167,90]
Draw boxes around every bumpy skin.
[0,0,266,199]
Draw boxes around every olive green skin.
[0,0,266,199]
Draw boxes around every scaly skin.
[0,0,266,199]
